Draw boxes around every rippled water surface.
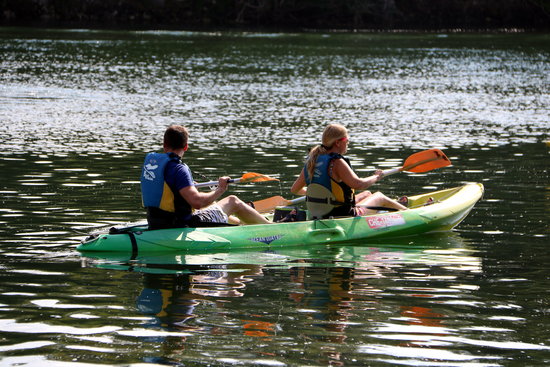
[0,28,549,366]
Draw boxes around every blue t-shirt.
[164,160,194,192]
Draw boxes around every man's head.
[163,125,189,153]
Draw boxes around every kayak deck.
[77,183,484,254]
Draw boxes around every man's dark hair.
[163,125,189,150]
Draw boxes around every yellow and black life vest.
[304,153,355,219]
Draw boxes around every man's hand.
[373,169,384,182]
[216,176,231,193]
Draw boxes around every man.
[141,125,270,229]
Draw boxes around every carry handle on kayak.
[308,227,345,239]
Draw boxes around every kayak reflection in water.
[136,264,264,332]
[137,273,199,331]
[290,124,407,219]
[142,125,271,229]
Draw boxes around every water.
[0,28,549,366]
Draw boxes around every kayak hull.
[77,183,484,254]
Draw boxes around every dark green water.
[0,28,549,366]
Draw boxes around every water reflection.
[136,265,263,332]
[76,234,528,365]
[77,230,549,365]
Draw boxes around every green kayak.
[77,183,483,254]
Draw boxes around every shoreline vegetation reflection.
[1,1,548,31]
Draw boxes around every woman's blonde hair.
[306,124,348,179]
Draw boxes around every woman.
[290,124,406,219]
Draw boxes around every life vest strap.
[306,196,345,206]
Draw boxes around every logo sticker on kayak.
[249,235,283,245]
[366,213,406,229]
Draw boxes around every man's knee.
[371,192,385,199]
[223,195,246,212]
[226,195,241,206]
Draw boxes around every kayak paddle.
[380,148,451,177]
[253,196,306,213]
[254,149,451,213]
[195,172,279,188]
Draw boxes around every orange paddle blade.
[239,172,279,184]
[252,196,290,213]
[402,149,451,173]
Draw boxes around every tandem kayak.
[77,183,483,255]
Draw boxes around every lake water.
[0,28,549,366]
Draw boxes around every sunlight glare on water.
[1,31,548,155]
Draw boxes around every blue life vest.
[305,153,333,188]
[141,152,181,212]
